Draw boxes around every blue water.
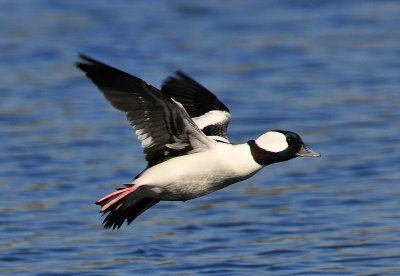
[1,0,400,275]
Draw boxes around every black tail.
[101,197,160,230]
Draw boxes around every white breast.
[133,143,263,200]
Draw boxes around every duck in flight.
[76,54,320,229]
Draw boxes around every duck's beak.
[296,145,321,157]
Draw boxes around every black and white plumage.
[162,71,231,143]
[76,54,320,229]
[77,55,212,167]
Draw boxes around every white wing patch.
[141,136,153,148]
[192,110,231,130]
[135,128,153,148]
[208,136,230,143]
[255,131,288,153]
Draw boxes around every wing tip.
[75,53,104,70]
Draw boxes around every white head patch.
[255,131,288,152]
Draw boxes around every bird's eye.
[287,137,293,143]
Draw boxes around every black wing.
[76,55,212,166]
[162,71,231,141]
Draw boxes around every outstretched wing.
[76,55,213,166]
[162,71,231,142]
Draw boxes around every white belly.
[133,143,263,200]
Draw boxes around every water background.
[1,1,400,275]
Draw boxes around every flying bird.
[76,54,320,229]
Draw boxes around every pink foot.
[96,185,139,213]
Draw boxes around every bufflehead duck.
[76,54,320,229]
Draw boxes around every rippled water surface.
[1,1,400,275]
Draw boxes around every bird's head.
[248,130,320,165]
